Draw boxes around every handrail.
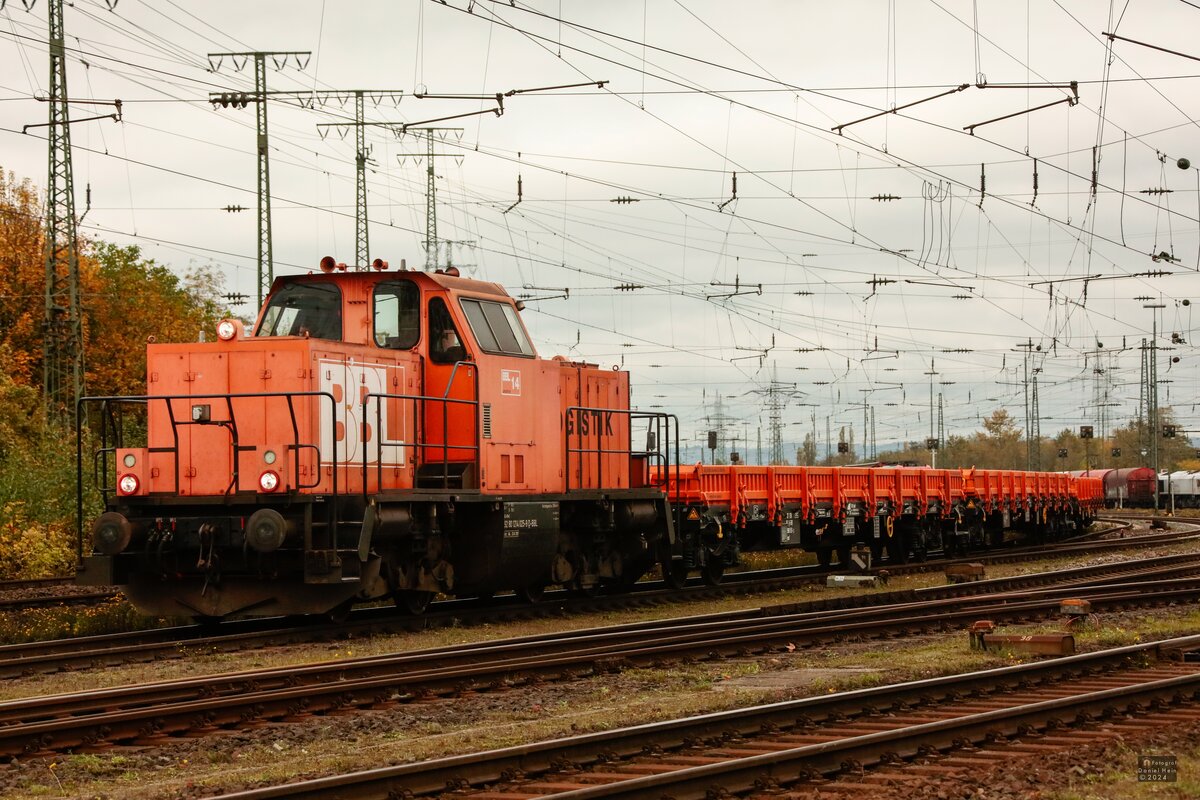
[563,406,681,544]
[77,390,340,558]
[439,360,478,488]
[564,405,677,491]
[360,390,480,496]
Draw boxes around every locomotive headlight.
[263,449,277,465]
[117,474,140,495]
[258,470,280,492]
[122,453,137,468]
[216,318,241,341]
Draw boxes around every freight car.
[75,260,1104,618]
[1069,467,1157,507]
[660,463,1101,570]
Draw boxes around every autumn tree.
[797,433,817,466]
[84,242,226,397]
[0,167,228,542]
[0,170,45,385]
[0,168,227,400]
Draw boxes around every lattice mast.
[42,0,83,415]
[208,50,311,305]
[423,129,437,269]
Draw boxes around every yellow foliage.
[0,502,75,579]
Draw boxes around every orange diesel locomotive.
[77,259,678,618]
[76,259,1103,618]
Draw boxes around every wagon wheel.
[701,558,725,586]
[396,590,435,615]
[885,534,907,564]
[816,548,833,569]
[909,529,928,562]
[836,545,852,568]
[661,559,690,590]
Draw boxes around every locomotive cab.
[76,260,676,619]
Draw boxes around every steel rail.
[1,536,1197,679]
[529,672,1200,798]
[210,634,1200,799]
[6,570,1200,759]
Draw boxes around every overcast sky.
[2,0,1199,462]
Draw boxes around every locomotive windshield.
[459,298,535,357]
[256,282,342,340]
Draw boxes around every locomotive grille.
[482,402,492,438]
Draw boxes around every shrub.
[0,502,75,579]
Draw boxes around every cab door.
[421,295,478,488]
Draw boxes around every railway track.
[0,588,118,611]
[0,575,118,610]
[0,519,1132,619]
[8,552,1200,761]
[0,520,1193,677]
[212,633,1200,799]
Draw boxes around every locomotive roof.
[268,267,513,300]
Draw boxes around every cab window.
[428,297,468,364]
[256,281,342,340]
[460,298,535,357]
[373,279,420,349]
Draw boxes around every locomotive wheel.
[327,599,354,624]
[701,559,725,586]
[396,590,435,615]
[570,580,602,598]
[661,559,689,590]
[519,583,546,604]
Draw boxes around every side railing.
[564,406,681,532]
[360,359,480,494]
[76,391,339,556]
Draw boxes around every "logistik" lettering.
[565,410,615,436]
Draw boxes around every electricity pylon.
[208,50,311,306]
[10,0,120,415]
